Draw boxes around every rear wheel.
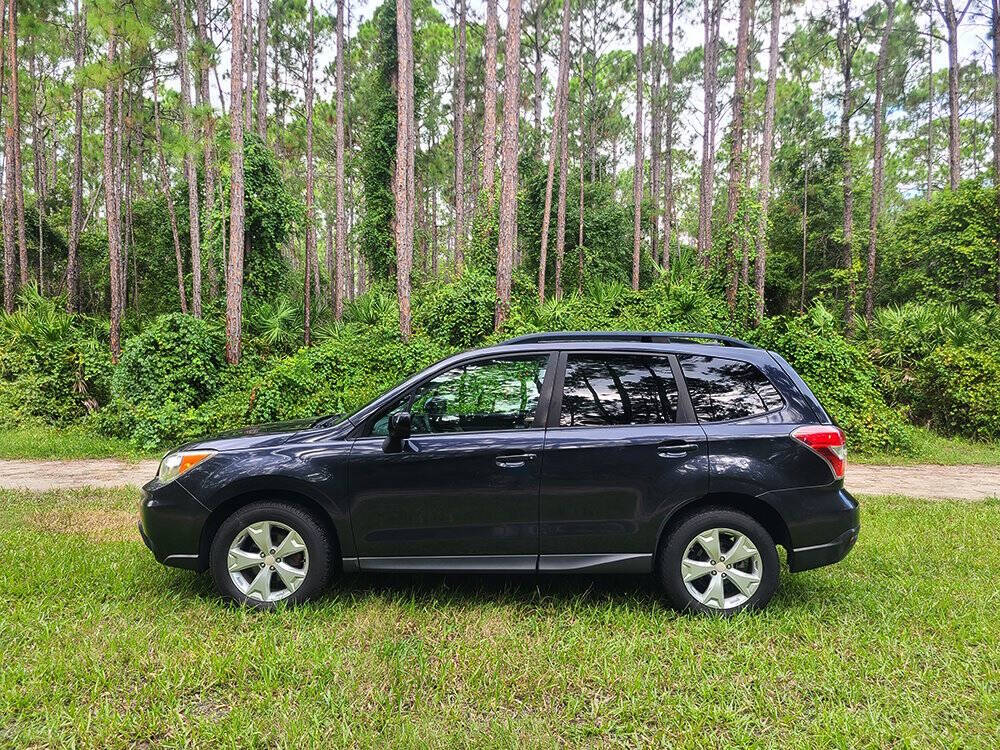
[209,502,333,608]
[657,508,779,615]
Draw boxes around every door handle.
[495,453,536,468]
[657,441,699,458]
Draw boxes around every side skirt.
[348,553,653,574]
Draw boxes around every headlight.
[158,450,217,483]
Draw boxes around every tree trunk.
[244,0,253,131]
[6,0,26,290]
[926,9,933,198]
[196,0,218,300]
[29,47,44,293]
[577,3,585,294]
[663,0,674,270]
[993,0,1000,303]
[753,0,780,325]
[723,0,752,311]
[838,0,856,332]
[537,0,571,302]
[801,157,808,312]
[1,0,12,313]
[66,0,85,313]
[696,0,721,267]
[304,0,317,345]
[334,0,347,318]
[453,0,467,272]
[865,0,895,322]
[257,0,269,140]
[649,0,661,265]
[174,3,202,317]
[481,0,499,205]
[936,0,971,190]
[494,0,522,329]
[225,0,247,365]
[631,0,644,290]
[532,1,545,150]
[151,57,188,316]
[103,31,123,361]
[395,0,415,340]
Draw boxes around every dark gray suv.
[139,331,859,614]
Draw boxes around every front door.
[348,353,554,570]
[538,351,709,571]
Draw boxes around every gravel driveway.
[0,458,998,500]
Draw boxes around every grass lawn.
[2,490,998,748]
[854,425,1000,466]
[0,425,155,461]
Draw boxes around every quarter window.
[371,355,548,435]
[678,355,784,422]
[560,354,679,427]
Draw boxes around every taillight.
[791,425,846,480]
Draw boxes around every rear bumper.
[759,483,859,573]
[788,524,858,572]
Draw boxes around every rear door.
[537,351,709,570]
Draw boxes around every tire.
[209,501,334,609]
[656,507,779,615]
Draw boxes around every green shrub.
[0,288,110,427]
[246,323,449,423]
[111,314,223,409]
[911,346,1000,441]
[750,311,913,455]
[414,270,498,349]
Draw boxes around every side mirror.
[388,411,412,439]
[383,411,411,452]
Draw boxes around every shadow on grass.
[152,557,833,615]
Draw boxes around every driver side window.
[370,355,548,436]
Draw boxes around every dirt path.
[0,458,997,500]
[0,459,159,491]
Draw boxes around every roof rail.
[500,331,756,348]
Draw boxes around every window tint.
[678,355,783,422]
[371,355,548,436]
[560,354,679,427]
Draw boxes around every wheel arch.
[654,492,792,565]
[198,486,346,572]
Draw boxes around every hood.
[175,418,321,453]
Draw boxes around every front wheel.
[209,501,333,608]
[657,508,779,615]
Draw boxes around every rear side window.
[678,355,784,422]
[560,354,679,427]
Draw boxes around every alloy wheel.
[680,527,763,610]
[227,520,309,603]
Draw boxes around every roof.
[499,331,756,349]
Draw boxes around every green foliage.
[0,288,111,428]
[910,346,1000,442]
[110,314,223,410]
[877,183,1000,308]
[414,269,498,349]
[750,309,913,455]
[246,323,448,423]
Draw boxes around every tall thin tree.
[864,0,895,321]
[6,0,26,289]
[494,0,523,328]
[696,0,721,267]
[304,0,316,345]
[481,0,499,204]
[723,0,752,311]
[225,0,247,364]
[66,0,85,312]
[334,0,347,318]
[103,30,124,360]
[395,0,416,339]
[453,0,467,271]
[257,0,269,139]
[662,0,675,269]
[836,0,859,331]
[631,0,644,290]
[174,3,202,317]
[935,0,973,190]
[537,0,571,302]
[754,0,780,324]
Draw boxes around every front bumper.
[139,476,210,571]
